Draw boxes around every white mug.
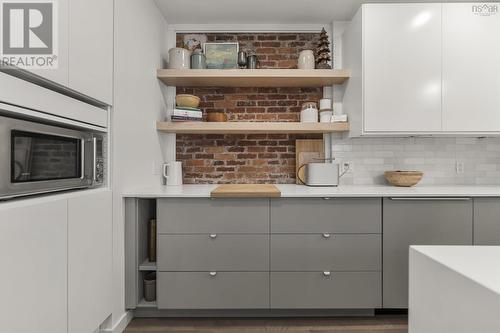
[163,161,183,186]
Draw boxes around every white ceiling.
[154,0,481,25]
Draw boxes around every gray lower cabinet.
[157,272,269,309]
[154,197,382,310]
[271,272,381,309]
[271,234,381,271]
[383,198,473,308]
[271,198,381,233]
[474,198,500,245]
[158,234,269,271]
[157,198,269,234]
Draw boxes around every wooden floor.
[124,316,408,333]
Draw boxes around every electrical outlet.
[342,161,353,174]
[456,161,465,174]
[152,161,160,175]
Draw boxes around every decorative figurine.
[315,28,332,69]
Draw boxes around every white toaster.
[303,162,340,187]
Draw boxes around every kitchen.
[1,0,500,333]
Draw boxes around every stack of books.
[171,107,203,122]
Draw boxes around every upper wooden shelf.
[157,69,350,87]
[156,121,349,134]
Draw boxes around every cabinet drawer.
[157,198,269,234]
[157,272,269,309]
[271,272,381,309]
[158,234,269,271]
[271,234,381,271]
[270,198,381,233]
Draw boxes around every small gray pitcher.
[191,49,206,69]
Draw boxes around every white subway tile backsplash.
[330,134,500,185]
[476,164,496,172]
[363,158,384,165]
[456,138,478,145]
[486,144,500,151]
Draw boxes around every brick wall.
[176,32,323,184]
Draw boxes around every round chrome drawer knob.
[209,271,217,277]
[209,233,217,239]
[323,271,331,277]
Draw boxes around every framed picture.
[203,42,239,69]
[183,34,207,52]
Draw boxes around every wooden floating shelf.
[156,121,349,134]
[157,69,350,87]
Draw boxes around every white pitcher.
[163,161,183,186]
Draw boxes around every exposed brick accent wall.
[176,32,323,184]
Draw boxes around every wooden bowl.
[207,112,228,122]
[176,94,200,108]
[384,171,424,187]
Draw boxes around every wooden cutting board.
[296,139,324,184]
[211,184,281,198]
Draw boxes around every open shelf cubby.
[125,198,158,310]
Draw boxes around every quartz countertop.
[409,246,500,333]
[122,184,500,198]
[411,246,500,295]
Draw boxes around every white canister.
[298,50,315,69]
[320,110,333,123]
[163,161,183,186]
[300,102,318,123]
[168,48,191,69]
[319,98,332,110]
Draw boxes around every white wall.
[111,0,169,329]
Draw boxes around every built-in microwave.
[0,114,105,200]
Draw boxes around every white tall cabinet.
[0,190,112,333]
[363,3,442,133]
[68,190,113,333]
[343,3,500,136]
[442,3,500,132]
[0,199,68,333]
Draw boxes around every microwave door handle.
[81,139,85,179]
[93,137,97,182]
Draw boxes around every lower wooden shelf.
[137,298,157,308]
[139,259,157,271]
[156,121,349,134]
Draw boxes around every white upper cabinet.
[343,3,500,136]
[442,3,500,132]
[363,3,442,133]
[68,0,113,104]
[27,0,69,86]
[17,0,113,104]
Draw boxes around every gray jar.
[143,272,156,302]
[191,49,206,69]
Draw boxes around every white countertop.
[122,184,500,198]
[411,246,500,295]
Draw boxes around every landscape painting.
[204,43,239,69]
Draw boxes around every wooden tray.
[211,184,281,198]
